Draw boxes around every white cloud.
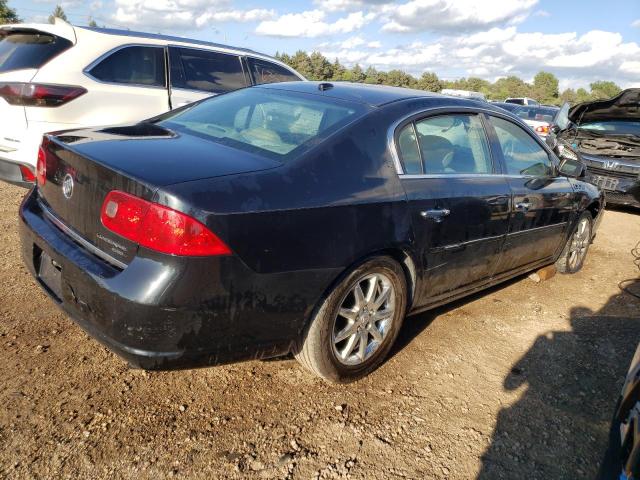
[632,19,640,27]
[255,10,375,37]
[111,0,273,30]
[380,0,538,33]
[322,26,640,89]
[532,9,550,17]
[367,40,382,48]
[313,0,391,12]
[340,35,366,48]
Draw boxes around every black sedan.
[19,82,604,382]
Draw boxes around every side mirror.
[558,158,586,178]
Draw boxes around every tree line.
[276,51,622,106]
[1,1,623,105]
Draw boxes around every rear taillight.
[535,125,550,134]
[19,164,35,183]
[0,83,87,107]
[36,145,47,186]
[100,190,231,257]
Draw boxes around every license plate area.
[37,250,63,302]
[591,174,620,191]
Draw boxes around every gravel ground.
[0,181,639,480]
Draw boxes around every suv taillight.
[0,83,87,107]
[36,145,47,186]
[100,190,231,257]
[19,164,35,183]
[535,125,550,134]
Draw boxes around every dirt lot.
[0,181,639,480]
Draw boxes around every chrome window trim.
[83,43,168,90]
[38,200,127,270]
[388,104,558,176]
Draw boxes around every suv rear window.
[0,31,72,73]
[88,46,166,87]
[247,57,300,85]
[160,87,368,159]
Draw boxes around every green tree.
[491,76,532,100]
[343,64,366,83]
[533,71,559,104]
[288,51,312,79]
[416,72,442,92]
[559,88,577,105]
[385,69,417,88]
[363,66,380,84]
[576,87,592,104]
[0,0,19,23]
[88,17,98,27]
[589,80,621,100]
[308,52,333,81]
[330,59,346,81]
[48,4,67,24]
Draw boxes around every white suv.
[0,20,304,186]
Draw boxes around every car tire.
[556,211,593,274]
[295,256,407,383]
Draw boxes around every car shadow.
[389,274,526,359]
[476,279,640,480]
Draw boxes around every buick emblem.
[62,173,74,199]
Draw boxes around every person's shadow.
[477,279,640,480]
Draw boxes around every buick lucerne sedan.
[19,82,604,382]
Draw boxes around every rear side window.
[490,116,552,177]
[397,114,492,175]
[0,32,72,73]
[169,48,247,94]
[160,88,367,159]
[247,57,300,85]
[89,46,166,87]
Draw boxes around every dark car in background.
[19,82,604,382]
[548,89,640,208]
[491,101,522,113]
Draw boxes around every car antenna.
[318,82,333,91]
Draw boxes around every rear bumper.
[0,158,34,188]
[19,189,336,369]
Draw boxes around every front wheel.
[556,211,593,274]
[294,256,407,383]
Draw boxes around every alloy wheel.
[567,217,591,271]
[331,272,395,366]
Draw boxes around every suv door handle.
[420,209,450,223]
[515,202,531,211]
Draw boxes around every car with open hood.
[19,82,604,382]
[548,89,640,208]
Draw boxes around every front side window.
[247,57,300,85]
[170,48,247,94]
[490,116,552,176]
[159,88,367,159]
[89,46,165,87]
[396,114,492,175]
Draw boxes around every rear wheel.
[556,211,592,274]
[295,256,407,383]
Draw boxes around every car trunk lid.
[37,124,281,266]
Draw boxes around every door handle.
[515,202,531,212]
[420,209,450,223]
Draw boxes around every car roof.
[78,26,271,59]
[260,81,466,107]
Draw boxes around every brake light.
[0,83,87,107]
[19,164,35,183]
[36,146,47,185]
[535,125,550,134]
[100,190,231,257]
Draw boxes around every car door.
[486,115,574,275]
[395,112,511,306]
[168,47,249,108]
[83,45,170,125]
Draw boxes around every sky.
[9,0,640,90]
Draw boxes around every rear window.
[515,107,558,123]
[0,32,72,73]
[159,88,368,159]
[247,57,301,85]
[89,46,166,87]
